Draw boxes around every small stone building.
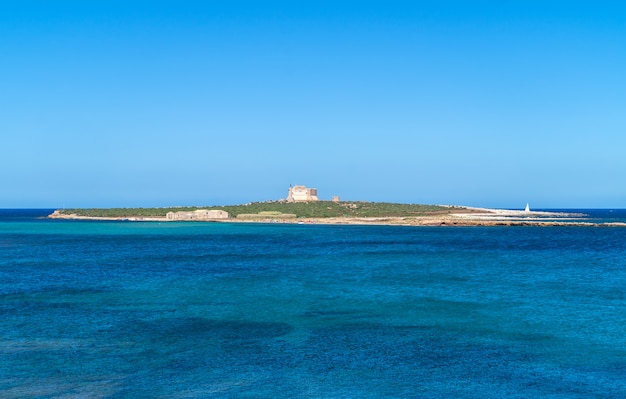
[166,209,229,220]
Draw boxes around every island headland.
[49,185,623,227]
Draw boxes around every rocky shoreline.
[48,208,626,227]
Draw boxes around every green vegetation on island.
[57,201,463,219]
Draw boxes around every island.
[48,201,623,227]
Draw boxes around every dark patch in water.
[303,310,357,317]
[125,317,293,343]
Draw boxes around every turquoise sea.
[1,209,626,398]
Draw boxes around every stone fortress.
[286,185,340,202]
[286,185,319,202]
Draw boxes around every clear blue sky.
[2,1,625,208]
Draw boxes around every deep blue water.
[1,209,626,398]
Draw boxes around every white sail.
[524,203,530,212]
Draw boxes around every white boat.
[524,203,530,212]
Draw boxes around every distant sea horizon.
[3,207,626,223]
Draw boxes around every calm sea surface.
[1,209,626,398]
